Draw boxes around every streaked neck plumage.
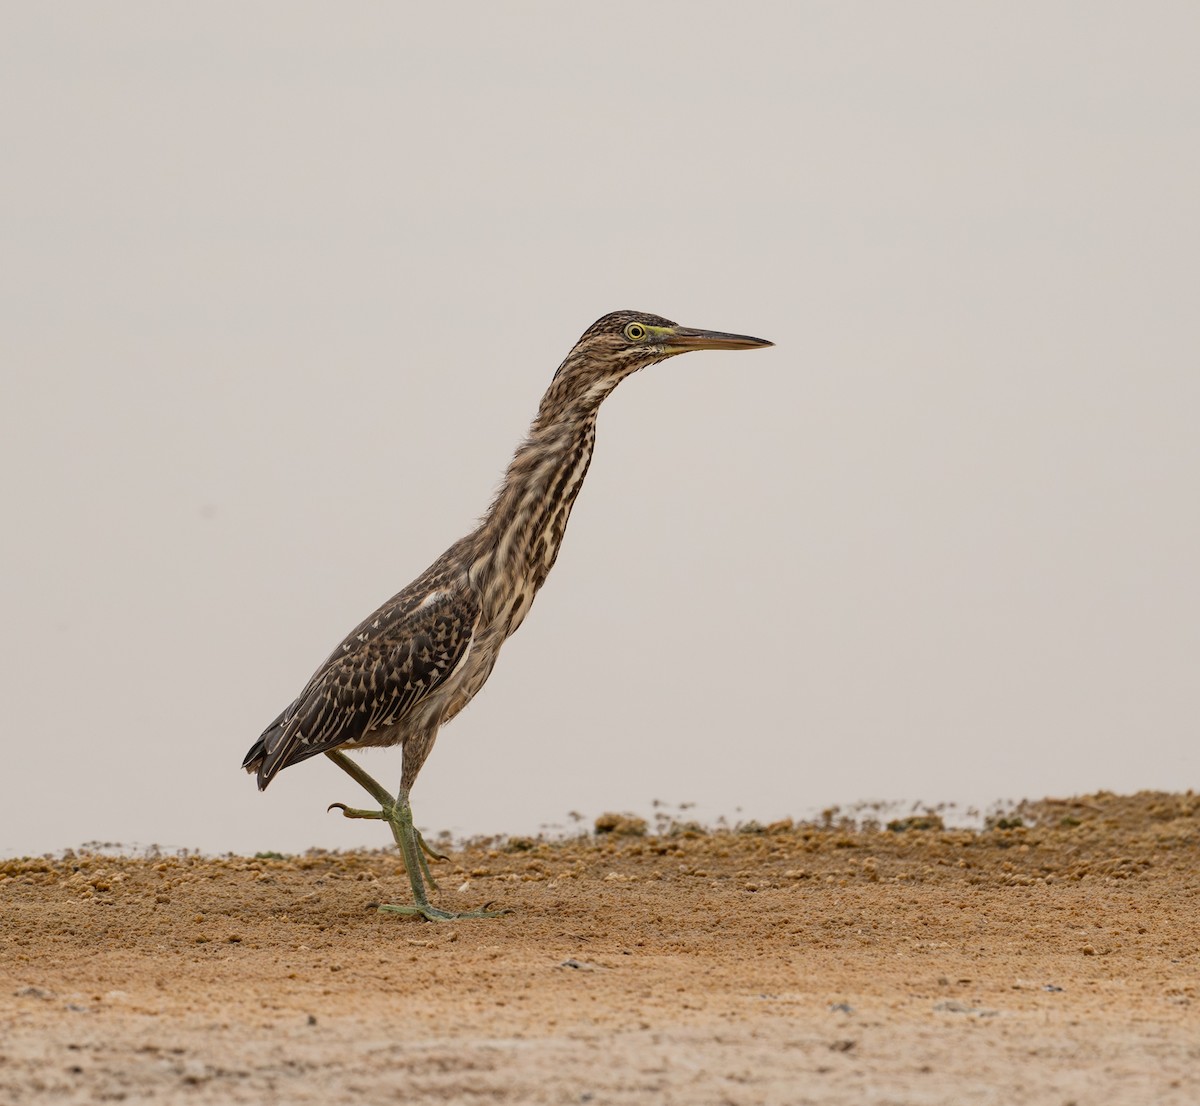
[466,348,646,630]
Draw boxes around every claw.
[327,802,387,820]
[415,830,450,862]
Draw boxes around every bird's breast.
[436,624,504,726]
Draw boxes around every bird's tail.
[242,707,290,791]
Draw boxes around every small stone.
[181,1059,210,1084]
[887,814,945,833]
[594,813,647,837]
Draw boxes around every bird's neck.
[468,393,602,626]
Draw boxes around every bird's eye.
[624,323,647,342]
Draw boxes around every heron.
[243,310,773,919]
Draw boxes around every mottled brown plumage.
[243,309,772,919]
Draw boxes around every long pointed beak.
[663,326,774,354]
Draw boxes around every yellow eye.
[624,322,647,342]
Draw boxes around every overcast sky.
[3,3,1197,858]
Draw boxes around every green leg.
[324,750,507,921]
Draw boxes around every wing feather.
[246,587,478,789]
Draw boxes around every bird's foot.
[377,902,511,922]
[328,802,386,820]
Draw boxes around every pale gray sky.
[2,3,1197,857]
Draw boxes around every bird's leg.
[324,749,395,810]
[324,750,436,888]
[323,750,446,862]
[374,790,508,921]
[323,750,505,921]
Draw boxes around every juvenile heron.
[243,310,773,919]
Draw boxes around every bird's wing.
[248,587,478,788]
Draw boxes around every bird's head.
[548,310,773,410]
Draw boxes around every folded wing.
[244,587,478,789]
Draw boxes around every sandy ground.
[2,791,1197,1105]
